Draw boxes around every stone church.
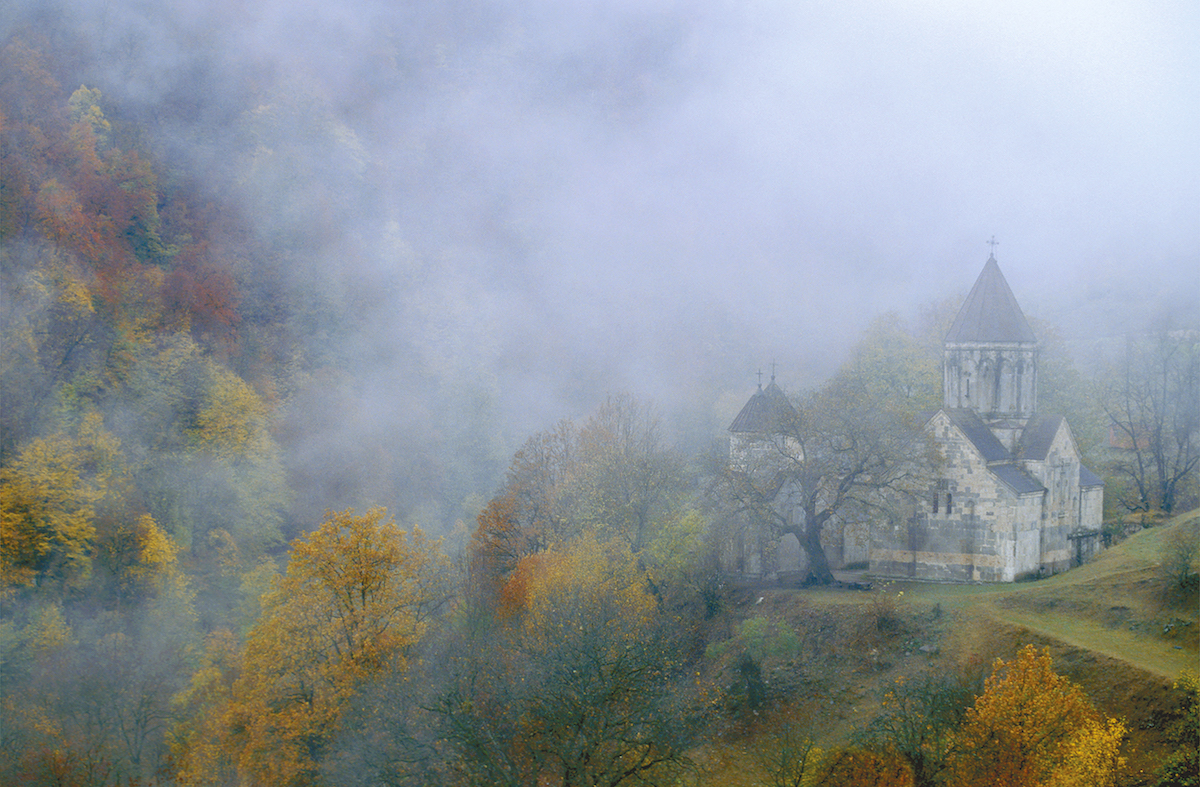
[726,254,1104,582]
[872,254,1105,581]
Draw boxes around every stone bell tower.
[943,254,1038,447]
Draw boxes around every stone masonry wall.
[1021,424,1080,573]
[871,412,1044,581]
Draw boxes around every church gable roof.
[933,410,1045,494]
[989,463,1046,494]
[945,256,1038,344]
[1016,414,1066,461]
[1079,464,1104,487]
[943,408,1011,462]
[729,380,797,434]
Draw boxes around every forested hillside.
[0,20,522,539]
[0,17,746,784]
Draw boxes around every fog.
[7,0,1197,525]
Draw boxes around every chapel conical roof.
[944,255,1037,344]
[729,379,797,433]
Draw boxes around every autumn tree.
[856,670,980,787]
[178,508,448,787]
[470,419,577,600]
[945,645,1126,787]
[121,333,288,565]
[839,312,941,416]
[0,250,104,457]
[1150,670,1198,787]
[570,393,685,553]
[471,394,694,606]
[1,412,123,589]
[756,718,823,787]
[1160,515,1200,602]
[91,511,182,610]
[168,629,244,787]
[1099,327,1199,513]
[437,535,708,787]
[0,568,196,786]
[720,318,939,584]
[811,748,914,787]
[0,603,76,783]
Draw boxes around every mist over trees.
[1099,329,1199,514]
[2,2,1197,786]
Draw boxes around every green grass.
[980,605,1192,679]
[873,511,1200,679]
[991,513,1197,672]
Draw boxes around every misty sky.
[495,0,1199,345]
[10,0,1199,440]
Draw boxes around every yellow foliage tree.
[811,747,914,787]
[519,533,657,650]
[169,629,243,787]
[214,508,447,787]
[1044,717,1127,787]
[189,365,271,461]
[123,334,286,555]
[946,645,1125,787]
[94,512,183,606]
[0,603,76,783]
[1,412,122,588]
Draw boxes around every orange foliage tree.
[176,508,448,787]
[470,395,691,613]
[812,748,914,787]
[470,421,576,581]
[439,535,708,787]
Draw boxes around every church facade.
[871,255,1104,581]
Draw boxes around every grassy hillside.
[692,509,1199,786]
[980,512,1198,678]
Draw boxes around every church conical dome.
[945,255,1037,344]
[729,379,796,434]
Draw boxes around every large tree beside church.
[724,317,939,584]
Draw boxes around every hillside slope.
[694,510,1198,786]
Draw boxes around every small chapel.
[871,254,1105,581]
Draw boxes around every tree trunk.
[806,525,835,580]
[796,511,834,584]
